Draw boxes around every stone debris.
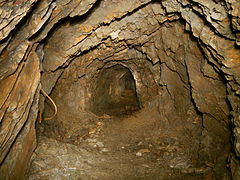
[136,152,143,157]
[94,141,104,148]
[138,149,150,153]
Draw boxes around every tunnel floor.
[27,98,213,179]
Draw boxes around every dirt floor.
[27,100,213,179]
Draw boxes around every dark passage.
[90,65,140,117]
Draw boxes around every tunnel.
[89,64,140,117]
[0,0,240,179]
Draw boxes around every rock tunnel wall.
[0,0,240,179]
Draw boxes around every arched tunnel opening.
[1,0,240,180]
[37,36,232,179]
[90,64,141,117]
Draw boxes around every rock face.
[0,0,239,179]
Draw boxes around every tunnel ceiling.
[0,0,240,179]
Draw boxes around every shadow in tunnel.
[90,64,141,117]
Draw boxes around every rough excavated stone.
[40,13,230,179]
[0,86,39,180]
[0,49,40,179]
[0,0,99,178]
[0,0,239,179]
[0,0,38,41]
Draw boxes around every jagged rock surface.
[0,0,239,179]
